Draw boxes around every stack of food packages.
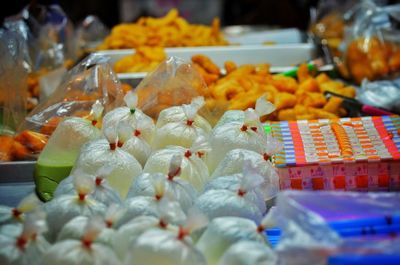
[0,90,283,265]
[310,1,400,84]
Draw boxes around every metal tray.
[0,161,35,207]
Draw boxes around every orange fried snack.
[14,130,48,153]
[0,136,14,161]
[99,9,228,50]
[114,46,167,73]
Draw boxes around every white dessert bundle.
[0,93,282,265]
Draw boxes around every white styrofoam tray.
[92,44,316,81]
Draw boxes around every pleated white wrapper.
[102,107,155,144]
[216,241,276,265]
[71,139,143,198]
[126,172,197,212]
[125,229,206,265]
[0,224,49,265]
[194,189,263,223]
[43,194,106,242]
[54,175,122,206]
[117,196,186,227]
[206,122,265,173]
[42,239,121,265]
[211,149,280,201]
[121,136,152,167]
[196,217,266,265]
[112,216,178,261]
[56,216,115,246]
[144,146,209,191]
[203,174,266,214]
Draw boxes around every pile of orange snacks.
[98,9,228,50]
[192,54,356,121]
[345,37,400,84]
[0,131,47,161]
[114,47,167,73]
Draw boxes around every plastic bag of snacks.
[134,56,222,123]
[128,155,198,212]
[72,126,142,199]
[216,241,276,265]
[0,193,41,226]
[0,211,50,265]
[124,208,208,265]
[43,176,106,242]
[54,167,122,206]
[153,96,212,149]
[342,3,400,84]
[196,216,267,265]
[207,97,275,173]
[144,137,210,191]
[43,217,121,265]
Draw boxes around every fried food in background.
[194,57,356,121]
[99,9,228,50]
[0,131,48,161]
[345,37,400,84]
[114,47,167,73]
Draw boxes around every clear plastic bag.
[76,15,109,56]
[135,56,218,122]
[71,127,143,199]
[216,241,276,265]
[196,217,266,265]
[43,176,106,242]
[153,96,212,149]
[124,208,208,265]
[43,218,121,265]
[206,97,275,173]
[144,137,210,191]
[127,155,198,212]
[0,211,49,265]
[0,193,41,226]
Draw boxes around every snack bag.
[102,91,155,144]
[134,56,221,123]
[35,102,103,201]
[0,211,49,265]
[56,204,125,245]
[71,126,143,199]
[124,208,208,265]
[112,198,182,260]
[54,168,122,206]
[43,218,121,265]
[194,169,265,223]
[216,241,276,265]
[127,155,198,212]
[207,97,275,173]
[0,193,41,226]
[342,3,400,84]
[144,137,211,191]
[196,217,266,265]
[43,176,106,242]
[153,96,212,149]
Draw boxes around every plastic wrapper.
[0,193,41,226]
[153,96,212,149]
[134,56,221,123]
[217,241,276,265]
[342,3,400,84]
[43,176,106,242]
[76,15,109,56]
[358,77,400,113]
[144,137,210,191]
[71,127,142,199]
[127,155,197,212]
[196,217,266,265]
[204,161,267,214]
[112,199,182,260]
[102,91,155,144]
[0,211,49,265]
[206,97,275,173]
[274,190,400,265]
[124,208,208,265]
[56,204,125,245]
[43,218,121,265]
[211,133,282,201]
[54,166,122,206]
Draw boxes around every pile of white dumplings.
[0,92,283,265]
